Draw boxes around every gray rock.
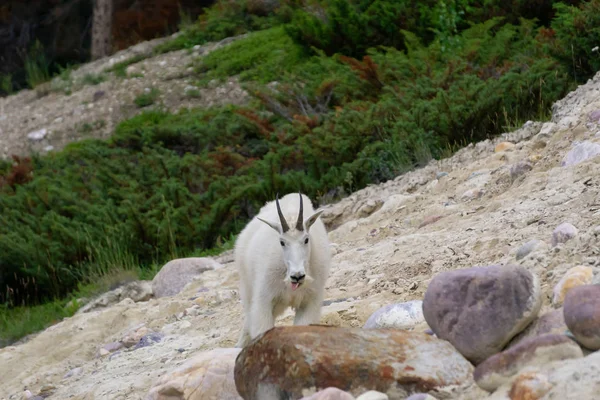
[356,391,388,400]
[515,239,544,260]
[302,388,355,400]
[363,300,425,330]
[509,161,533,181]
[507,309,568,348]
[561,141,600,167]
[77,280,153,313]
[27,128,48,141]
[152,257,223,298]
[588,109,600,123]
[405,395,437,400]
[474,334,583,391]
[551,222,578,247]
[563,284,600,350]
[422,264,542,364]
[133,332,164,350]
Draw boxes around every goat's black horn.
[296,193,304,231]
[276,193,290,232]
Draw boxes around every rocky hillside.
[0,33,248,160]
[1,53,599,399]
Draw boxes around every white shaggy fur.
[234,192,332,348]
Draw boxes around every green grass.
[108,55,148,78]
[82,73,107,86]
[134,88,160,107]
[195,26,307,85]
[0,229,234,346]
[1,74,13,95]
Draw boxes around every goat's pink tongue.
[291,282,299,291]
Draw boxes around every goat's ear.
[304,209,324,231]
[257,217,282,233]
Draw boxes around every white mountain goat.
[234,192,332,348]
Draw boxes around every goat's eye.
[280,241,285,247]
[304,237,309,244]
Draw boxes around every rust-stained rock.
[474,334,582,392]
[508,372,553,400]
[234,325,473,400]
[422,264,542,364]
[563,284,600,350]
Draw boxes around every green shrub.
[154,0,289,54]
[195,26,307,84]
[0,2,590,318]
[550,0,600,82]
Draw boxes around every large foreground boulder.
[422,264,542,364]
[234,325,473,400]
[152,257,223,298]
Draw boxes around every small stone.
[302,388,355,400]
[363,300,425,330]
[43,145,54,152]
[38,384,56,397]
[27,128,48,141]
[234,326,473,399]
[356,390,388,400]
[510,161,533,180]
[405,395,438,400]
[418,215,444,228]
[561,141,600,167]
[589,109,600,123]
[515,239,544,260]
[528,154,543,163]
[537,122,557,138]
[461,189,484,201]
[99,348,110,356]
[436,172,448,179]
[121,325,150,348]
[100,341,123,355]
[495,142,515,152]
[508,372,553,400]
[423,264,542,364]
[474,334,583,391]
[563,284,600,350]
[551,222,578,247]
[63,367,83,379]
[133,332,164,350]
[93,90,106,102]
[552,265,593,306]
[22,390,33,399]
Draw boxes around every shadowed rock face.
[233,325,473,400]
[422,264,542,364]
[563,284,600,350]
[473,333,583,392]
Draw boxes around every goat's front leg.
[248,295,275,341]
[293,294,323,326]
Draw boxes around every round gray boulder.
[422,264,542,364]
[152,257,223,298]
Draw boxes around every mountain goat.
[235,192,332,348]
